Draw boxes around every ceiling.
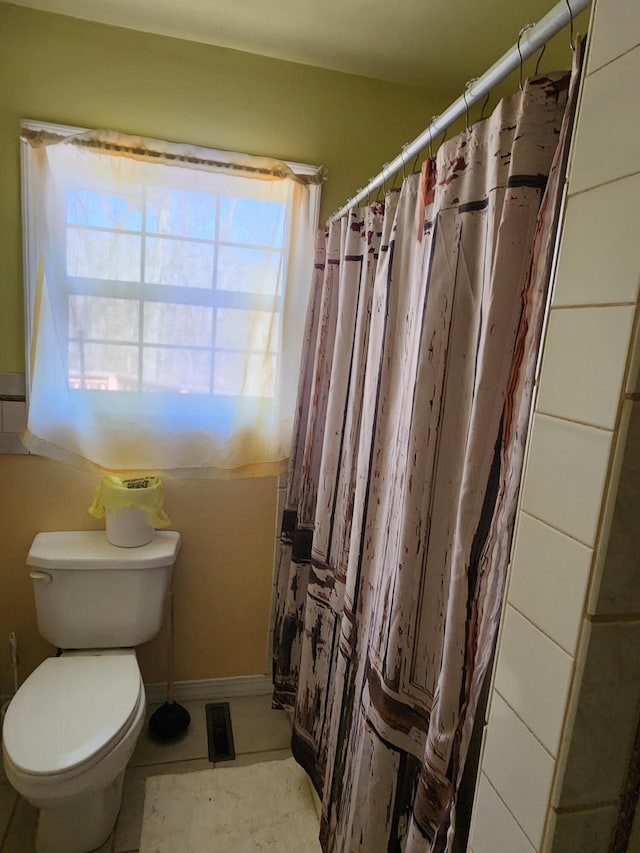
[5,0,587,89]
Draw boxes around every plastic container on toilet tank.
[88,476,171,547]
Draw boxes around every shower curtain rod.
[328,0,591,223]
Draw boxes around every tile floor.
[0,693,294,852]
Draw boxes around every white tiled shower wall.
[468,0,640,850]
[0,373,27,455]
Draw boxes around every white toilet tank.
[27,531,181,649]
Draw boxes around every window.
[66,182,286,398]
[22,123,321,476]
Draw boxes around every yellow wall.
[0,456,277,689]
[0,4,438,694]
[0,3,439,373]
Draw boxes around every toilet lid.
[3,653,142,776]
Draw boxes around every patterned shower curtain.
[273,57,581,853]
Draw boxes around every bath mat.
[140,757,321,852]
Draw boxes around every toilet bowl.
[1,530,180,853]
[2,650,146,853]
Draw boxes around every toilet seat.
[3,651,142,778]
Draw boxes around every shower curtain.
[273,56,581,853]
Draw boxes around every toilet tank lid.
[27,530,181,569]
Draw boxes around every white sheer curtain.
[21,126,321,478]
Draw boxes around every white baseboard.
[145,674,273,705]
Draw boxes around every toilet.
[1,529,180,853]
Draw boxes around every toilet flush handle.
[29,570,52,584]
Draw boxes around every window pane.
[217,246,282,295]
[146,188,217,240]
[216,308,279,353]
[143,303,213,348]
[66,189,142,231]
[219,197,285,247]
[213,352,276,397]
[68,342,139,390]
[142,348,211,394]
[69,295,139,342]
[145,237,214,288]
[67,227,141,281]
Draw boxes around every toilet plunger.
[148,581,190,739]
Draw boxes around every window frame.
[20,119,322,408]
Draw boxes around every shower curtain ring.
[400,144,409,181]
[428,116,439,158]
[464,80,477,132]
[534,42,547,76]
[375,168,386,203]
[380,165,389,198]
[517,25,535,90]
[389,161,400,191]
[480,91,491,120]
[366,178,375,205]
[565,0,576,50]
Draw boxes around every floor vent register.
[205,702,236,762]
